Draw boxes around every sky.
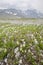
[0,0,43,12]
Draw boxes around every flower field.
[0,23,43,65]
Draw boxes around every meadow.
[0,22,43,65]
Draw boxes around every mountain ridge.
[0,8,43,19]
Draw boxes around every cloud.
[0,0,43,12]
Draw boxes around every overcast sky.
[0,0,43,12]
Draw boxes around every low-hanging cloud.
[0,0,43,13]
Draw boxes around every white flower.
[14,30,18,33]
[31,34,34,38]
[23,41,25,44]
[25,50,26,53]
[4,48,7,52]
[28,49,31,52]
[15,52,20,58]
[31,52,34,55]
[21,39,24,42]
[17,41,19,45]
[34,39,38,44]
[19,59,22,64]
[4,58,7,63]
[1,26,4,28]
[40,53,43,57]
[41,41,43,43]
[23,43,25,47]
[20,47,22,51]
[4,39,7,43]
[14,47,19,53]
[40,36,42,39]
[20,44,22,48]
[41,60,43,62]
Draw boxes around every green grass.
[0,23,43,65]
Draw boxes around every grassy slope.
[0,23,43,65]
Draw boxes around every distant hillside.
[0,8,43,19]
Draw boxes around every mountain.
[0,8,43,19]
